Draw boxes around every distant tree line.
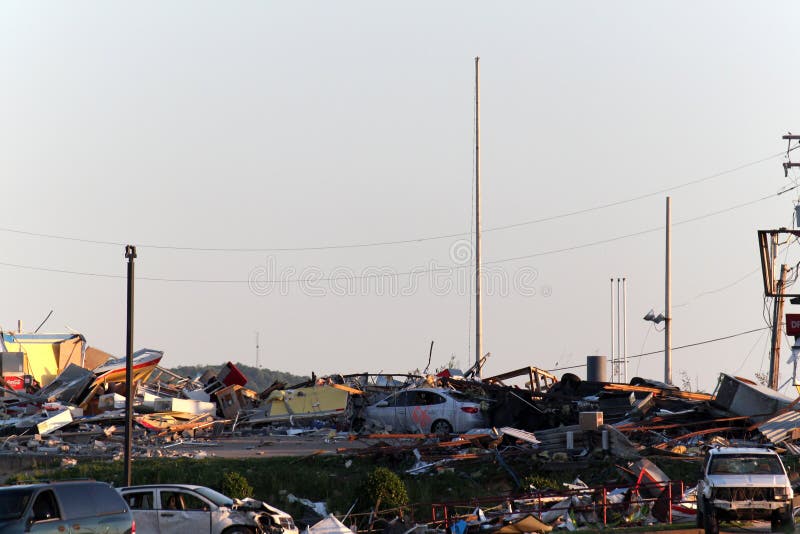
[165,363,309,393]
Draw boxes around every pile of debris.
[6,330,800,530]
[0,332,245,460]
[1,330,799,466]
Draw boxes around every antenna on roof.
[34,310,54,334]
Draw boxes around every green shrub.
[520,473,562,491]
[363,467,408,510]
[221,471,254,499]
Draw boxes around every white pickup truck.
[696,446,794,533]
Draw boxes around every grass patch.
[3,451,703,524]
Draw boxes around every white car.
[118,484,298,534]
[362,387,486,434]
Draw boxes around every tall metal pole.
[665,197,672,385]
[616,278,622,382]
[769,264,788,390]
[610,277,615,377]
[623,277,628,383]
[123,245,136,487]
[474,56,483,378]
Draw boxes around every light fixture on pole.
[788,339,800,389]
[643,309,666,325]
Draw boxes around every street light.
[787,339,800,389]
[643,309,666,325]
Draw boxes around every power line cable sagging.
[546,327,768,373]
[0,150,788,253]
[0,188,785,284]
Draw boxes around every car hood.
[233,498,298,534]
[234,497,280,513]
[706,474,790,488]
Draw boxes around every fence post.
[602,487,607,525]
[538,493,542,520]
[667,483,673,524]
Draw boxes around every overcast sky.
[1,2,799,393]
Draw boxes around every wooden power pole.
[769,264,788,390]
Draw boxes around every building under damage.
[3,334,800,531]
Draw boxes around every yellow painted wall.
[4,340,59,386]
[266,385,349,417]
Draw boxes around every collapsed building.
[3,333,800,531]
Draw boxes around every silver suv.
[696,446,794,533]
[0,480,134,533]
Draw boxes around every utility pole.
[665,197,672,385]
[474,56,483,378]
[769,264,788,390]
[782,134,800,177]
[123,245,136,487]
[255,331,260,368]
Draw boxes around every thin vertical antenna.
[474,56,483,378]
[610,277,615,378]
[623,277,628,383]
[616,278,622,382]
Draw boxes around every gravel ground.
[163,431,370,458]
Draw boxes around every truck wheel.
[775,506,794,532]
[703,502,719,534]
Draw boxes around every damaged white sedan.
[119,484,298,534]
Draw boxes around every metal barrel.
[586,355,607,382]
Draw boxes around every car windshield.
[709,454,785,475]
[194,487,234,507]
[0,489,33,520]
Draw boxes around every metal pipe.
[617,278,622,382]
[610,278,615,380]
[623,277,628,383]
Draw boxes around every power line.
[546,327,769,372]
[0,151,787,253]
[674,268,759,309]
[0,189,783,284]
[486,192,776,265]
[485,151,787,233]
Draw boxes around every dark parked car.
[0,480,134,533]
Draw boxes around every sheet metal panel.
[757,410,800,444]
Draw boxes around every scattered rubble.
[4,331,800,530]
